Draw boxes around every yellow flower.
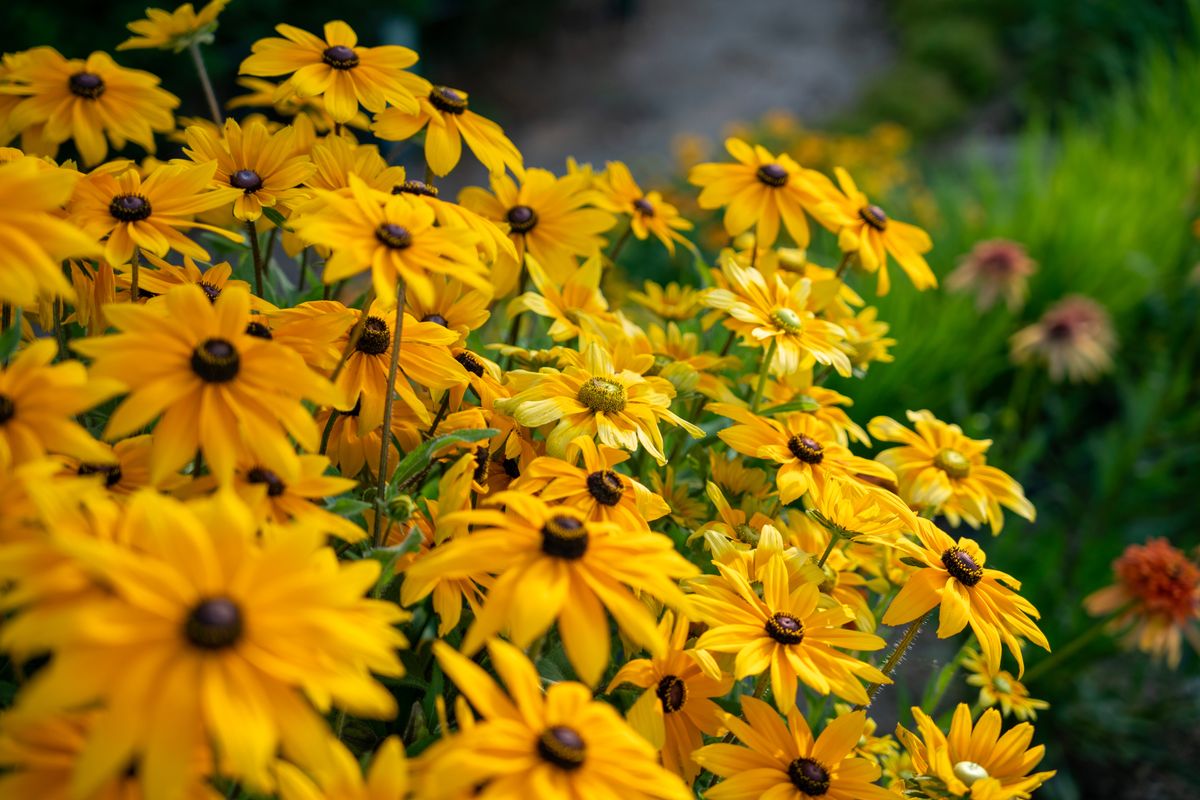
[819,167,935,295]
[117,0,229,52]
[459,167,616,294]
[895,704,1055,800]
[692,556,888,709]
[227,77,372,133]
[704,256,852,377]
[508,253,614,342]
[712,402,895,505]
[73,284,339,484]
[0,338,119,468]
[883,518,1049,675]
[404,275,491,346]
[129,252,274,312]
[66,433,190,495]
[650,465,708,529]
[418,638,692,800]
[14,490,407,797]
[182,117,316,222]
[629,280,704,321]
[239,20,428,124]
[1010,294,1116,383]
[598,161,693,254]
[403,492,697,685]
[0,157,99,306]
[69,161,242,266]
[277,736,408,800]
[961,647,1050,721]
[497,341,702,463]
[868,410,1034,534]
[695,697,896,800]
[761,371,870,447]
[607,611,731,784]
[373,84,523,177]
[304,132,406,194]
[4,47,178,166]
[224,454,364,542]
[689,137,836,248]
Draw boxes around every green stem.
[834,251,854,280]
[426,392,451,438]
[319,408,340,455]
[502,250,530,366]
[188,41,223,127]
[330,287,375,383]
[718,328,737,357]
[372,279,407,548]
[130,248,140,303]
[856,610,932,709]
[1023,615,1111,683]
[750,339,777,412]
[815,533,838,568]
[607,222,633,263]
[247,221,264,297]
[297,248,311,293]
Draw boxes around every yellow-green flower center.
[577,377,626,413]
[538,725,586,770]
[941,546,983,587]
[787,757,830,795]
[934,447,971,479]
[770,307,805,334]
[993,675,1013,694]
[655,674,687,713]
[952,761,990,787]
[859,204,888,231]
[429,85,468,114]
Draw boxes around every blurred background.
[6,0,1200,797]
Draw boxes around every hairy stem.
[372,279,407,547]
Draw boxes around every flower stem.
[246,221,264,297]
[297,248,311,293]
[750,339,777,412]
[372,279,407,547]
[129,247,141,303]
[188,41,223,127]
[502,251,530,366]
[607,222,633,263]
[1023,615,1111,683]
[319,409,340,455]
[856,610,932,709]
[816,533,838,568]
[835,251,854,280]
[426,392,451,438]
[330,287,375,383]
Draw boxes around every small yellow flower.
[628,280,704,321]
[598,161,693,255]
[508,253,614,342]
[962,647,1050,721]
[117,0,230,52]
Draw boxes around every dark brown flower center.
[190,338,240,383]
[942,546,983,587]
[429,85,468,114]
[655,674,687,713]
[78,462,122,488]
[502,457,521,478]
[68,71,105,99]
[537,726,586,770]
[0,394,14,425]
[356,316,390,355]
[506,205,538,234]
[765,612,805,645]
[198,281,221,302]
[787,434,824,464]
[109,194,152,222]
[456,351,485,377]
[247,466,286,497]
[756,162,789,187]
[586,469,624,506]
[472,445,490,485]
[245,321,273,339]
[788,757,830,795]
[633,197,655,216]
[541,513,588,560]
[422,313,450,327]
[230,169,263,193]
[322,45,359,70]
[859,204,888,231]
[184,597,243,650]
[375,223,413,250]
[1046,320,1073,340]
[392,180,439,198]
[576,377,626,413]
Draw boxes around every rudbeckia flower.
[629,280,704,321]
[304,131,406,194]
[66,433,190,495]
[276,735,408,800]
[73,284,340,484]
[403,492,697,686]
[947,238,1037,312]
[868,410,1034,534]
[224,454,364,542]
[117,0,229,52]
[3,47,179,166]
[239,20,429,124]
[695,697,896,800]
[883,518,1049,675]
[418,638,692,800]
[895,704,1056,800]
[1010,294,1116,383]
[961,647,1050,721]
[508,253,614,342]
[228,77,371,133]
[404,275,492,346]
[129,252,274,312]
[597,161,694,255]
[373,84,523,177]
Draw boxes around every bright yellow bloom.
[689,137,836,248]
[227,77,371,133]
[819,167,935,295]
[403,275,491,346]
[509,253,614,342]
[419,638,692,800]
[182,117,315,222]
[225,454,364,542]
[304,132,406,194]
[373,84,523,177]
[73,284,339,484]
[868,410,1034,534]
[0,157,99,306]
[692,557,888,710]
[761,371,870,447]
[4,47,178,166]
[117,0,229,52]
[404,492,697,685]
[628,280,704,321]
[961,647,1050,721]
[1010,294,1115,383]
[0,338,119,468]
[597,161,693,254]
[69,161,241,266]
[130,252,274,311]
[65,433,190,495]
[895,705,1055,800]
[277,736,408,800]
[695,697,896,800]
[239,20,428,124]
[883,518,1049,675]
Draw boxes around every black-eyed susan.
[373,83,523,177]
[961,647,1050,721]
[1010,294,1116,383]
[692,556,888,709]
[404,492,696,685]
[68,433,190,495]
[695,697,896,800]
[389,171,517,267]
[761,371,870,447]
[0,338,119,468]
[4,47,178,166]
[868,410,1034,534]
[689,137,835,249]
[598,161,693,255]
[225,454,364,542]
[131,252,275,312]
[239,20,428,124]
[629,280,704,321]
[508,253,614,342]
[818,167,935,295]
[459,167,615,294]
[947,239,1037,312]
[497,341,702,463]
[276,735,408,800]
[895,705,1055,800]
[304,132,406,194]
[607,611,731,784]
[227,77,371,133]
[15,490,407,797]
[69,160,241,266]
[712,402,894,505]
[0,157,99,306]
[404,275,491,346]
[182,117,315,222]
[419,638,692,800]
[73,284,339,484]
[883,518,1049,675]
[117,0,229,52]
[646,321,740,400]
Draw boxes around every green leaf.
[899,556,927,568]
[759,396,820,415]
[389,428,498,491]
[0,307,23,364]
[366,525,423,589]
[325,496,371,518]
[260,206,292,231]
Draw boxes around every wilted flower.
[947,239,1037,311]
[1010,295,1115,383]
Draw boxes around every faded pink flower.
[1010,295,1115,383]
[947,239,1037,311]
